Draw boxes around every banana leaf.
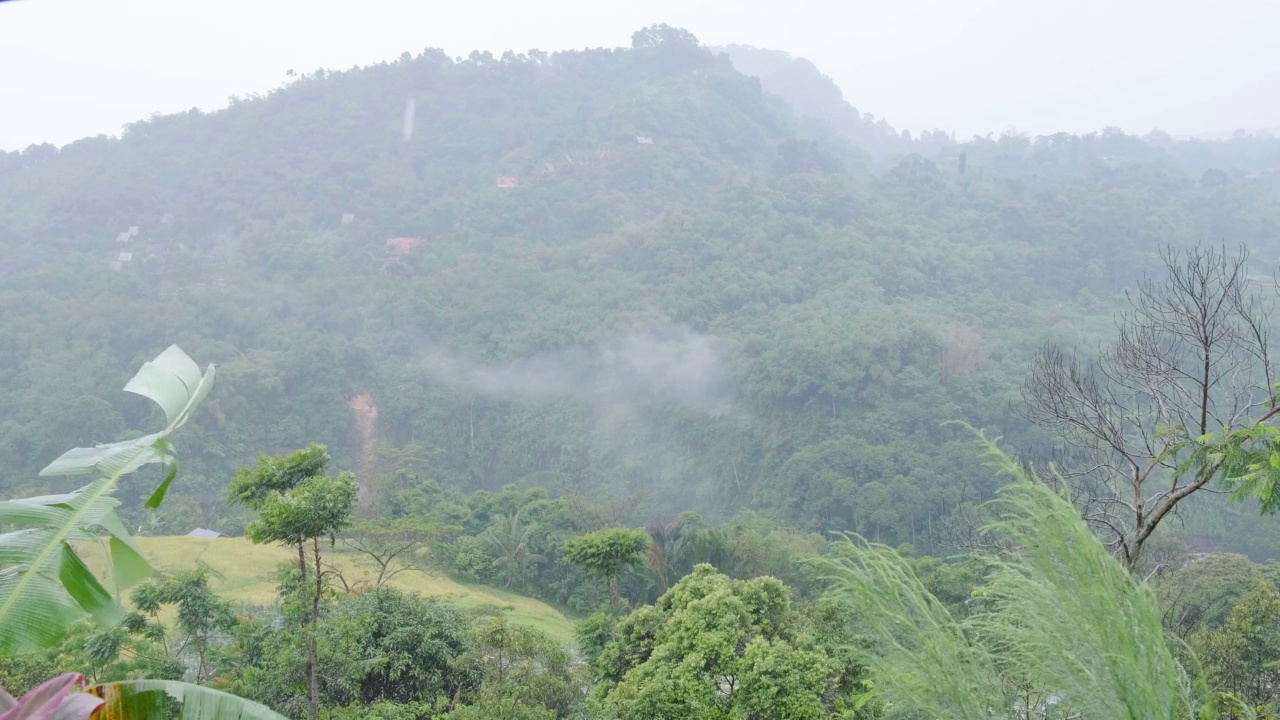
[0,346,215,655]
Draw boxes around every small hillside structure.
[385,237,422,256]
[187,528,224,539]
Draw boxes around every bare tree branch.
[1019,244,1276,571]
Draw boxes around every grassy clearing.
[78,535,577,647]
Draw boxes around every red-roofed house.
[385,237,422,256]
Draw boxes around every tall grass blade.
[822,426,1201,720]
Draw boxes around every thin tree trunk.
[308,537,322,720]
[468,401,475,454]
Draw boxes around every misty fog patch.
[420,324,735,420]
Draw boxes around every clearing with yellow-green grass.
[78,535,577,646]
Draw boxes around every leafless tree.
[941,322,987,385]
[332,517,433,589]
[1021,244,1277,571]
[567,486,649,531]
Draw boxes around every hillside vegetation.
[76,536,576,645]
[10,22,1280,720]
[1,26,1279,555]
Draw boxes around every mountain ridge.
[2,26,1280,558]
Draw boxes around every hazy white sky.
[0,0,1276,151]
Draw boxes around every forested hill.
[3,26,1280,553]
[718,45,924,159]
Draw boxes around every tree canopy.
[2,29,1277,560]
[7,23,1280,719]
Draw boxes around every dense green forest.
[6,23,1280,720]
[4,26,1278,549]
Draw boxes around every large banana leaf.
[91,680,288,720]
[0,675,285,720]
[40,345,214,485]
[0,346,215,655]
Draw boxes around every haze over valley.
[2,9,1280,719]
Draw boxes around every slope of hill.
[77,536,576,644]
[718,44,931,159]
[721,43,1280,181]
[3,26,1280,555]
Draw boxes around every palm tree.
[684,526,739,576]
[646,519,692,595]
[483,509,544,591]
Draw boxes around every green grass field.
[78,535,577,646]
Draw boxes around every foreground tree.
[229,445,357,720]
[130,569,236,683]
[562,528,650,610]
[1154,553,1277,637]
[1190,577,1280,715]
[228,445,332,581]
[594,565,858,720]
[459,615,576,717]
[320,588,476,710]
[0,618,184,694]
[1022,245,1280,570]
